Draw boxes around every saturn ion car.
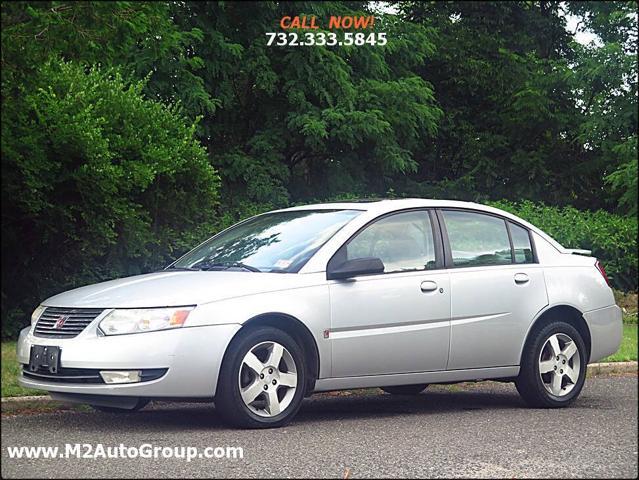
[17,199,622,428]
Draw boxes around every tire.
[92,398,149,413]
[516,320,587,408]
[381,384,428,395]
[215,326,307,429]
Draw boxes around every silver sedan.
[17,199,622,428]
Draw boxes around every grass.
[602,323,638,363]
[2,400,91,417]
[608,289,638,362]
[1,341,45,398]
[613,290,638,320]
[1,310,637,398]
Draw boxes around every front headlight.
[31,305,46,326]
[98,307,194,336]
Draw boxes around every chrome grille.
[34,307,104,338]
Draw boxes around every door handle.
[420,280,438,292]
[514,273,530,284]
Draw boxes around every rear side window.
[442,210,512,267]
[509,222,534,264]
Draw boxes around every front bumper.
[17,323,240,398]
[583,304,623,363]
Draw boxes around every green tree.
[1,1,215,116]
[1,60,219,337]
[396,1,637,214]
[568,1,638,215]
[1,1,637,339]
[170,1,442,215]
[397,1,584,203]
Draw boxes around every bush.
[489,200,638,291]
[1,59,219,338]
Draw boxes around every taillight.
[595,260,611,287]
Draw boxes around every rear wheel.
[215,326,307,428]
[381,384,428,395]
[516,320,587,408]
[91,399,149,413]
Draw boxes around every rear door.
[438,209,548,370]
[328,210,451,377]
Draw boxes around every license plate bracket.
[29,345,61,374]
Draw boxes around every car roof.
[280,198,495,214]
[276,198,566,252]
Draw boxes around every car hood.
[43,271,319,308]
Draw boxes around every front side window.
[509,222,534,264]
[346,211,437,273]
[442,210,512,267]
[171,209,361,273]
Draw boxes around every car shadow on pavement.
[50,385,529,431]
[295,387,525,423]
[9,381,606,433]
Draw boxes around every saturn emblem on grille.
[54,315,68,329]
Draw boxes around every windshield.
[170,209,362,273]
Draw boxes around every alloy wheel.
[538,332,581,397]
[238,341,298,417]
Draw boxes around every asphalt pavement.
[1,375,637,478]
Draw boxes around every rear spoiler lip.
[564,248,592,256]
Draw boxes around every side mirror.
[327,257,385,280]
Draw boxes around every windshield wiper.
[192,261,262,272]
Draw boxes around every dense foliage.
[1,1,637,337]
[1,59,218,337]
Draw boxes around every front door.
[328,210,451,377]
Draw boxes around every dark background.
[1,1,637,337]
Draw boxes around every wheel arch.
[520,304,592,364]
[219,312,320,396]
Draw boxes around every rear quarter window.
[509,222,534,264]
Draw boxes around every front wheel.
[381,384,428,395]
[215,326,307,428]
[516,320,587,408]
